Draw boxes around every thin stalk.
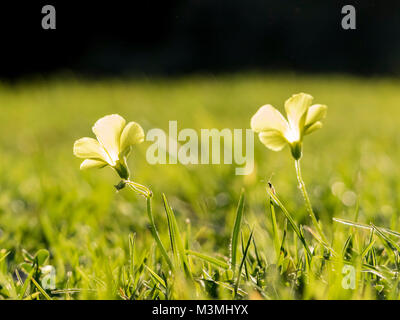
[333,217,400,238]
[145,197,174,270]
[269,198,281,261]
[122,179,173,270]
[295,159,327,244]
[267,186,312,260]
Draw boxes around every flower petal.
[73,137,111,163]
[92,114,126,164]
[80,159,107,170]
[250,104,289,134]
[258,131,287,151]
[304,121,323,135]
[305,104,327,127]
[119,121,145,155]
[284,93,313,134]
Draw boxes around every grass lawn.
[1,73,400,299]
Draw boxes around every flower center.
[285,128,300,144]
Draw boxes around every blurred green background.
[1,73,400,299]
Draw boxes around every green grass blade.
[19,269,34,300]
[240,233,250,281]
[185,219,191,251]
[230,189,245,270]
[163,194,180,267]
[252,237,263,267]
[186,250,229,269]
[267,186,312,259]
[277,218,288,267]
[128,233,136,279]
[0,251,10,264]
[333,218,400,238]
[361,239,376,260]
[303,225,337,257]
[234,230,253,297]
[146,197,174,270]
[371,224,400,253]
[342,234,354,259]
[162,194,191,277]
[30,277,52,300]
[23,292,40,300]
[269,197,281,261]
[144,264,166,289]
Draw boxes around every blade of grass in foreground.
[230,189,245,270]
[267,184,312,260]
[361,232,376,261]
[303,225,337,257]
[371,224,400,253]
[30,277,52,300]
[278,218,288,267]
[162,194,192,278]
[128,233,136,278]
[234,230,253,297]
[18,269,34,300]
[202,269,247,297]
[333,218,400,238]
[145,264,167,289]
[0,250,10,264]
[186,250,229,269]
[240,234,250,281]
[269,196,281,261]
[146,197,174,270]
[23,292,40,300]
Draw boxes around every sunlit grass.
[1,73,400,299]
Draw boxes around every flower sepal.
[290,141,302,160]
[114,158,130,180]
[114,180,127,191]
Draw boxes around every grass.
[1,72,400,299]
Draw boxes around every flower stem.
[122,179,173,269]
[145,197,174,271]
[295,159,328,244]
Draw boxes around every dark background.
[1,0,399,80]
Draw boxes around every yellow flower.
[73,114,144,179]
[250,93,327,159]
